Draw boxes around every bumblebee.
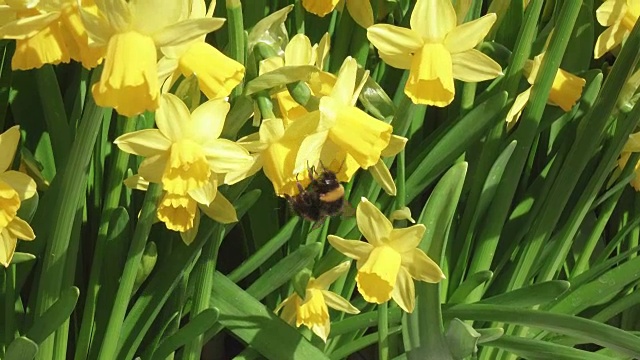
[285,165,345,224]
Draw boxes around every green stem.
[255,91,275,119]
[294,0,305,33]
[395,150,406,211]
[226,0,245,99]
[329,11,355,73]
[97,183,163,360]
[377,302,389,360]
[35,64,71,168]
[34,91,104,360]
[4,265,15,350]
[183,226,225,359]
[74,115,137,360]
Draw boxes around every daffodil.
[275,261,360,342]
[367,0,502,107]
[506,52,586,125]
[0,126,36,267]
[124,174,237,245]
[0,0,104,69]
[617,132,640,191]
[302,0,373,28]
[289,57,393,178]
[328,198,445,313]
[80,0,226,116]
[158,0,244,100]
[594,0,639,59]
[114,94,252,197]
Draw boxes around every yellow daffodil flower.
[328,198,445,313]
[0,0,104,69]
[275,261,360,342]
[506,52,586,125]
[114,94,252,197]
[594,0,639,59]
[289,57,393,177]
[158,0,244,100]
[125,174,237,245]
[617,132,640,191]
[80,0,226,116]
[302,0,373,28]
[367,0,502,107]
[0,126,36,267]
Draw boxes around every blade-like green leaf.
[4,336,38,360]
[150,308,220,360]
[26,286,79,344]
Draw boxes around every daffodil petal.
[313,261,351,289]
[153,18,226,47]
[444,13,496,53]
[96,0,130,33]
[114,129,172,156]
[596,0,626,26]
[79,5,112,45]
[0,230,17,267]
[190,97,230,141]
[380,135,407,157]
[301,0,340,17]
[411,0,456,41]
[130,0,184,34]
[7,216,35,240]
[294,130,328,174]
[200,191,238,224]
[356,198,392,246]
[224,153,263,185]
[157,93,191,142]
[260,118,286,144]
[285,34,313,66]
[548,69,585,111]
[368,159,396,196]
[203,139,252,173]
[451,49,502,82]
[322,290,360,314]
[594,23,626,59]
[0,171,36,201]
[356,245,400,304]
[311,319,330,343]
[330,57,358,107]
[179,209,200,245]
[260,56,284,74]
[624,132,640,152]
[0,12,59,39]
[406,43,455,107]
[506,87,531,125]
[346,0,373,28]
[402,248,446,283]
[390,267,415,313]
[188,178,217,205]
[138,153,167,184]
[327,235,373,260]
[367,24,422,69]
[0,126,20,173]
[123,174,149,190]
[388,224,426,253]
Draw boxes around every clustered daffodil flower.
[367,0,502,107]
[506,52,586,125]
[115,94,252,243]
[328,198,445,312]
[276,261,360,342]
[301,0,373,28]
[594,0,640,59]
[0,126,36,267]
[80,0,228,116]
[0,0,104,70]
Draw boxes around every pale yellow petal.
[624,132,640,152]
[411,0,456,41]
[0,125,20,173]
[356,245,400,304]
[388,224,426,253]
[322,290,360,314]
[327,235,373,261]
[7,216,35,240]
[157,93,191,142]
[368,159,396,196]
[285,34,313,66]
[200,191,238,224]
[594,23,626,59]
[190,97,230,141]
[451,49,503,82]
[294,130,328,174]
[188,178,217,205]
[506,87,531,125]
[390,267,415,313]
[402,248,446,283]
[367,24,421,70]
[0,12,59,40]
[596,0,626,26]
[223,153,263,185]
[259,56,284,74]
[180,209,200,245]
[138,153,168,184]
[444,13,496,53]
[123,174,149,190]
[113,129,171,156]
[259,118,286,144]
[389,207,416,223]
[0,230,17,267]
[153,18,226,47]
[203,139,252,173]
[356,197,392,246]
[346,0,373,28]
[0,170,36,201]
[330,57,358,106]
[313,261,351,289]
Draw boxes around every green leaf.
[211,272,329,359]
[133,241,158,294]
[445,304,640,358]
[484,335,613,360]
[4,336,38,360]
[448,271,493,305]
[445,319,481,360]
[10,252,36,265]
[477,281,570,307]
[26,286,79,344]
[150,308,220,360]
[244,65,319,95]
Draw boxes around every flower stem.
[378,302,389,360]
[97,183,163,360]
[4,265,15,350]
[226,0,245,99]
[183,225,225,359]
